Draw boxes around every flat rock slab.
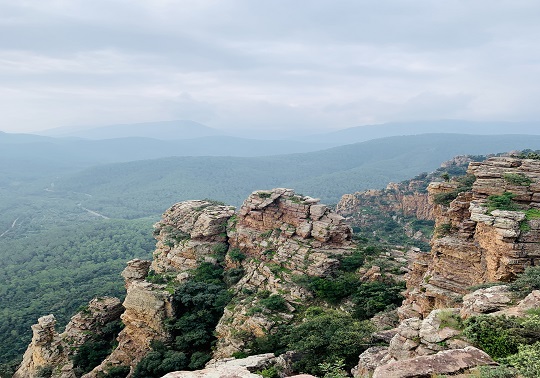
[372,346,496,378]
[162,366,262,378]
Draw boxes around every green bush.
[433,174,476,206]
[436,309,463,330]
[132,343,188,378]
[463,315,525,360]
[228,248,246,262]
[505,341,540,378]
[351,280,405,320]
[433,191,459,206]
[285,309,373,376]
[223,267,245,286]
[319,359,348,378]
[98,366,131,378]
[517,150,540,160]
[257,366,280,378]
[477,365,517,378]
[509,266,540,298]
[259,294,288,312]
[146,270,168,284]
[503,173,533,186]
[72,320,123,375]
[435,223,453,237]
[190,262,224,284]
[487,192,518,212]
[339,250,366,272]
[525,208,540,220]
[295,274,357,303]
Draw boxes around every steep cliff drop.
[401,156,540,319]
[15,189,353,377]
[214,188,353,358]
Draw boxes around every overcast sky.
[0,0,539,134]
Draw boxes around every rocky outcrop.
[371,346,496,378]
[336,156,483,250]
[14,297,123,378]
[460,285,513,318]
[162,354,275,378]
[17,191,354,376]
[401,156,540,318]
[214,188,354,358]
[86,201,236,376]
[151,200,235,274]
[337,182,433,222]
[85,261,174,377]
[14,315,67,378]
[354,283,540,377]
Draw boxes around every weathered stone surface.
[151,200,235,274]
[352,346,390,378]
[122,259,152,283]
[85,279,174,377]
[372,346,496,378]
[14,297,123,378]
[401,156,540,317]
[206,353,275,371]
[496,290,540,317]
[161,366,262,378]
[163,354,276,378]
[460,285,513,318]
[215,188,354,358]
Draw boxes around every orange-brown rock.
[214,188,354,358]
[371,346,496,378]
[151,200,235,274]
[401,156,540,318]
[84,261,174,377]
[14,297,123,378]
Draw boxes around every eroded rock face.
[401,156,540,318]
[214,188,354,358]
[371,346,496,378]
[151,200,235,274]
[14,298,123,378]
[460,285,513,318]
[84,261,173,377]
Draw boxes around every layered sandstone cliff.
[16,190,353,377]
[87,200,235,377]
[401,156,540,318]
[214,188,354,357]
[14,297,123,378]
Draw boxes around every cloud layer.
[1,0,539,134]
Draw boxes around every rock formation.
[87,200,235,377]
[84,260,174,377]
[401,156,540,318]
[151,200,235,274]
[214,188,353,357]
[371,346,496,378]
[335,155,483,249]
[14,297,123,378]
[15,191,353,377]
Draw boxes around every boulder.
[372,346,496,378]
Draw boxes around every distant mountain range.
[302,120,540,144]
[50,133,540,217]
[32,119,540,144]
[37,120,225,140]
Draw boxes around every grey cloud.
[0,0,539,133]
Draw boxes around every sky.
[0,0,539,135]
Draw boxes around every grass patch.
[487,192,518,212]
[525,208,540,220]
[503,173,533,186]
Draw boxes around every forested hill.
[53,133,540,218]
